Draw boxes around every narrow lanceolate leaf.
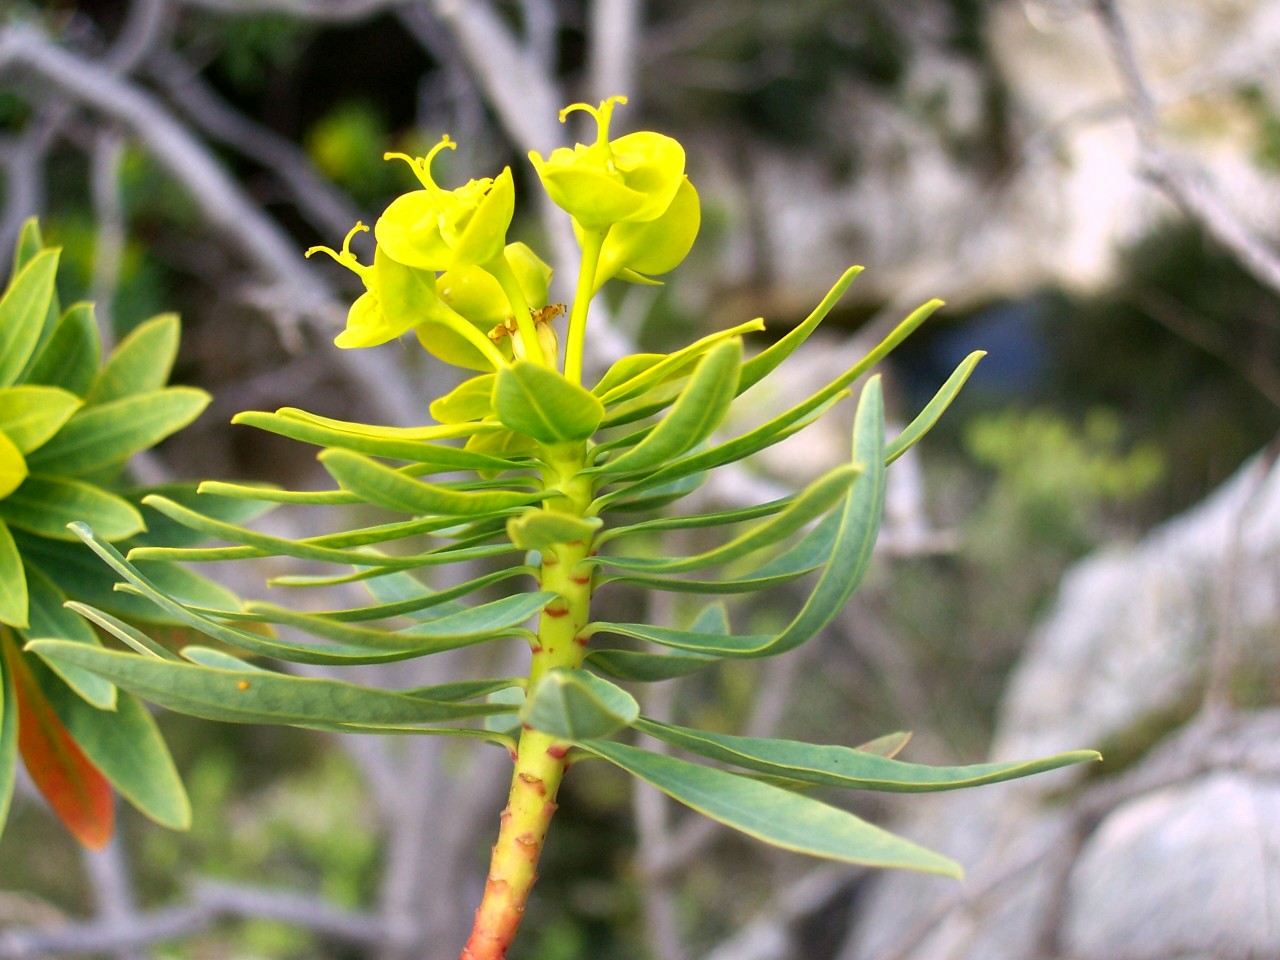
[135,493,485,568]
[597,318,765,407]
[0,386,82,453]
[736,266,864,393]
[884,351,984,464]
[232,410,523,473]
[586,603,725,681]
[245,591,554,655]
[595,495,797,547]
[26,640,513,727]
[320,448,543,517]
[0,431,28,501]
[506,511,602,551]
[10,218,45,276]
[0,250,60,388]
[23,561,115,709]
[595,465,855,574]
[0,476,145,541]
[595,339,743,477]
[493,361,604,443]
[520,669,639,741]
[585,648,719,682]
[85,313,180,404]
[24,303,102,396]
[2,634,113,849]
[195,479,360,506]
[430,374,495,423]
[635,719,1101,793]
[583,741,960,877]
[130,481,277,550]
[592,385,885,658]
[0,520,28,628]
[594,393,844,511]
[590,353,664,398]
[759,377,885,657]
[0,645,18,834]
[28,388,210,476]
[65,602,180,661]
[28,650,190,829]
[269,406,492,442]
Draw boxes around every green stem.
[486,253,544,367]
[458,442,595,960]
[434,305,509,370]
[564,228,607,386]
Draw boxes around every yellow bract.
[376,136,515,272]
[529,97,687,231]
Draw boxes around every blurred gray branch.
[1092,0,1280,296]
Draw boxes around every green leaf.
[130,482,276,550]
[429,374,495,423]
[10,217,45,276]
[0,643,17,835]
[27,640,513,727]
[179,646,267,671]
[136,561,245,614]
[600,506,838,598]
[583,740,960,877]
[245,591,555,656]
[265,407,491,442]
[22,561,115,709]
[884,350,983,464]
[597,319,764,407]
[15,530,168,625]
[0,386,82,453]
[0,476,145,541]
[0,249,60,388]
[134,493,497,568]
[736,266,863,393]
[590,383,886,658]
[595,465,855,574]
[520,668,639,740]
[27,652,190,829]
[493,361,604,443]
[590,353,664,397]
[506,511,602,550]
[85,313,180,404]
[313,566,528,622]
[232,410,523,473]
[594,393,844,512]
[28,388,210,476]
[195,479,360,506]
[0,520,28,628]
[0,431,28,500]
[635,718,1101,793]
[25,303,102,396]
[64,602,180,661]
[319,448,542,516]
[594,339,743,477]
[598,297,941,512]
[586,603,725,681]
[603,465,707,513]
[760,377,885,656]
[595,494,796,547]
[585,648,719,681]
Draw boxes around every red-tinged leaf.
[1,635,113,848]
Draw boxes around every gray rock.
[1064,770,1280,959]
[837,447,1280,960]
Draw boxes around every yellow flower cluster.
[310,97,700,374]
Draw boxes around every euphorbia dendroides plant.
[29,97,1096,959]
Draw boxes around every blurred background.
[1,1,1279,958]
